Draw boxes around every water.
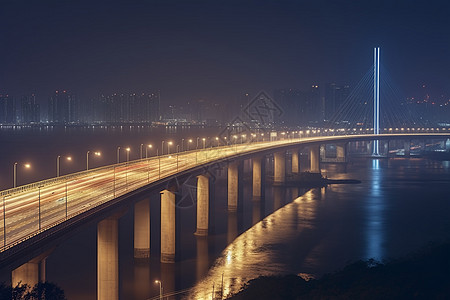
[188,158,450,299]
[1,127,450,299]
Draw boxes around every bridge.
[3,48,450,299]
[1,130,450,298]
[1,131,449,244]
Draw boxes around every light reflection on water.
[365,159,384,260]
[186,189,319,299]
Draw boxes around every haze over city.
[1,1,450,300]
[1,0,449,104]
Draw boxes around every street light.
[181,138,185,151]
[13,162,31,188]
[126,147,131,162]
[117,146,121,164]
[146,144,153,158]
[188,139,193,151]
[155,280,163,300]
[167,141,173,154]
[57,155,72,177]
[196,137,200,149]
[162,141,165,155]
[86,151,101,170]
[215,137,219,147]
[140,144,144,159]
[202,137,206,149]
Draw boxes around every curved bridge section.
[1,132,449,258]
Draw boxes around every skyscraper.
[20,94,40,124]
[48,90,78,123]
[0,94,16,124]
[324,83,350,121]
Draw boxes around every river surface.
[1,127,450,299]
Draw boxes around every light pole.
[140,144,144,159]
[146,144,153,158]
[155,280,163,300]
[13,162,17,188]
[3,195,8,247]
[38,185,42,230]
[57,155,72,177]
[87,151,101,170]
[126,147,131,162]
[196,137,199,149]
[117,146,121,164]
[13,162,30,188]
[181,138,184,151]
[162,141,165,155]
[202,138,206,149]
[167,141,173,154]
[57,156,60,177]
[215,137,219,147]
[188,139,193,151]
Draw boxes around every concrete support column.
[310,145,320,173]
[291,150,299,173]
[228,162,238,212]
[98,216,119,300]
[252,157,262,198]
[195,175,209,236]
[160,189,176,263]
[336,143,347,162]
[404,140,411,157]
[12,262,39,288]
[273,151,286,184]
[39,258,46,282]
[134,199,150,258]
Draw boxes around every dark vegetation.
[228,241,450,299]
[0,282,66,300]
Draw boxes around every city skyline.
[1,1,449,104]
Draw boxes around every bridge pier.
[274,151,286,184]
[310,145,320,173]
[291,150,299,173]
[134,199,150,258]
[336,143,347,162]
[11,249,52,289]
[228,162,239,212]
[161,189,176,263]
[252,157,263,198]
[195,175,209,236]
[404,140,411,157]
[98,216,119,300]
[12,259,45,288]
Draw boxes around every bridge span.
[1,132,450,298]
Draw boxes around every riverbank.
[227,240,450,299]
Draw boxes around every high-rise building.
[324,83,350,121]
[273,89,302,125]
[20,94,40,123]
[48,90,78,123]
[0,94,16,124]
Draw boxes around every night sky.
[1,0,449,103]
